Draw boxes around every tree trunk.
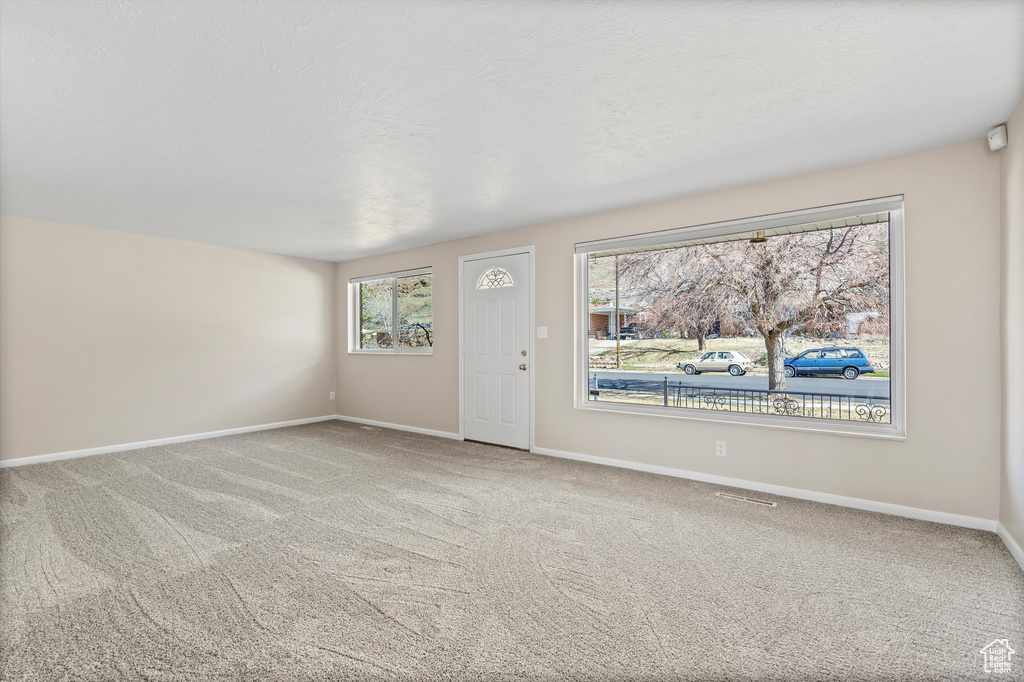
[697,331,706,352]
[765,330,787,391]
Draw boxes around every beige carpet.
[1,421,1021,681]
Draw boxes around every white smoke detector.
[988,124,1008,151]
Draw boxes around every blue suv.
[784,347,875,380]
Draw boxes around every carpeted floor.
[1,421,1021,681]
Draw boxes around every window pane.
[397,273,432,347]
[478,266,514,289]
[587,221,891,425]
[359,279,393,349]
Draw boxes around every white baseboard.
[997,523,1024,574]
[0,415,339,468]
[334,415,462,441]
[531,445,998,532]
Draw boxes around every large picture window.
[351,267,432,353]
[576,197,905,437]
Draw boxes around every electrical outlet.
[330,392,335,400]
[715,441,726,457]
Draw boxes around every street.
[589,370,890,400]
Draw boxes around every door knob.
[519,363,527,371]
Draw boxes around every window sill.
[348,349,433,356]
[577,400,905,440]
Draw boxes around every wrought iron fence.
[590,375,890,423]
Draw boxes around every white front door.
[462,252,531,449]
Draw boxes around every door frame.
[458,246,536,450]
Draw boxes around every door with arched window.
[460,251,532,449]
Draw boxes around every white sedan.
[679,351,753,376]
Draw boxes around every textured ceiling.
[2,1,1023,261]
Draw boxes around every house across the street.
[589,305,643,339]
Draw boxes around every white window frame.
[575,196,906,439]
[349,266,433,355]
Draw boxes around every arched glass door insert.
[477,267,514,289]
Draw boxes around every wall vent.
[715,492,777,507]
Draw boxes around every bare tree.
[620,248,729,351]
[706,223,889,390]
[396,274,433,347]
[360,280,393,348]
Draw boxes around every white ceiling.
[2,1,1022,262]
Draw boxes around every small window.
[351,268,432,353]
[718,352,731,359]
[702,352,715,360]
[847,350,863,358]
[477,267,514,289]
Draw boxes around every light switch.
[536,326,548,338]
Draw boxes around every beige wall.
[1001,95,1024,548]
[337,139,1004,521]
[0,137,1009,523]
[0,216,336,461]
